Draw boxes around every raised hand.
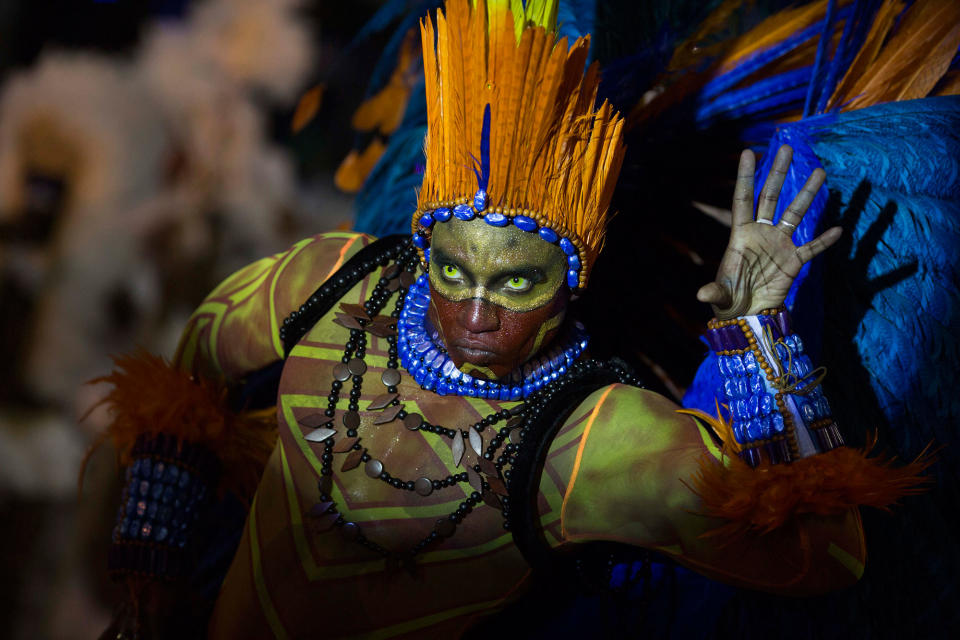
[696,145,842,320]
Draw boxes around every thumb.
[697,282,731,308]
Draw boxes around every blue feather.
[815,0,882,114]
[803,0,838,116]
[557,0,597,51]
[696,67,812,125]
[699,6,854,102]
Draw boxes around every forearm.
[558,384,866,596]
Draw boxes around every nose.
[459,298,500,333]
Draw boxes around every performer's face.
[428,218,570,380]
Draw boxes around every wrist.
[110,434,219,580]
[705,307,843,466]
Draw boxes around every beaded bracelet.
[705,307,844,467]
[108,434,219,579]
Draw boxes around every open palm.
[697,145,842,320]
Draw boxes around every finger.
[697,282,732,308]
[795,226,842,264]
[778,168,825,234]
[731,149,756,228]
[757,145,792,222]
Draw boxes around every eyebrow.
[489,265,546,283]
[431,247,476,282]
[433,245,548,285]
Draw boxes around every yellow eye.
[505,276,531,292]
[442,264,462,280]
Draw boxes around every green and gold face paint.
[429,217,568,313]
[427,218,570,378]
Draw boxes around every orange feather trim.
[689,435,935,541]
[92,350,277,502]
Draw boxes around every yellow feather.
[845,0,960,109]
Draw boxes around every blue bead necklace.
[397,273,589,400]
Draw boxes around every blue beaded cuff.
[706,308,844,467]
[109,434,219,578]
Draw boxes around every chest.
[254,272,585,635]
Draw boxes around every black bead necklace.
[302,241,524,567]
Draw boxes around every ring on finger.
[756,219,774,225]
[780,220,797,229]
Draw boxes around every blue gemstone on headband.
[474,189,487,212]
[453,204,474,220]
[513,215,537,232]
[538,227,558,243]
[484,212,509,226]
[567,254,581,270]
[434,207,452,222]
[567,270,579,288]
[412,233,427,248]
[559,238,576,256]
[424,248,431,262]
[419,213,434,228]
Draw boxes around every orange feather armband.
[92,350,277,501]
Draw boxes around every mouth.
[451,339,500,360]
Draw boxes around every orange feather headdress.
[411,0,625,289]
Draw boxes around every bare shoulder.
[568,383,703,452]
[560,384,721,545]
[174,231,375,380]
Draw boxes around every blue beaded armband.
[706,308,844,467]
[109,434,219,578]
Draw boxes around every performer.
[98,1,932,637]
